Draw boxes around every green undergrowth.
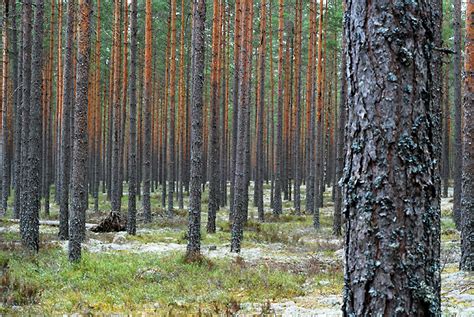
[0,247,311,314]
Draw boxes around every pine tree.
[453,0,462,228]
[460,0,473,272]
[207,0,222,233]
[127,0,138,235]
[69,0,93,262]
[187,0,207,257]
[342,0,442,313]
[255,0,266,222]
[142,0,152,222]
[59,0,75,240]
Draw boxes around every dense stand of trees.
[0,0,472,313]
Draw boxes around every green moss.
[0,248,307,314]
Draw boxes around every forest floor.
[0,184,472,315]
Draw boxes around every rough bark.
[207,0,221,233]
[313,0,324,229]
[59,0,75,240]
[333,0,346,236]
[1,0,10,215]
[460,0,473,272]
[342,0,442,314]
[255,0,266,222]
[167,0,177,217]
[452,0,462,228]
[187,0,206,257]
[229,0,241,220]
[19,0,33,243]
[442,64,450,198]
[142,0,152,222]
[69,0,92,262]
[22,0,44,252]
[12,0,21,219]
[272,0,284,216]
[128,0,138,235]
[111,0,122,213]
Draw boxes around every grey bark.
[69,0,93,262]
[460,77,473,271]
[19,0,32,243]
[22,0,44,252]
[452,0,462,228]
[186,0,206,257]
[12,1,21,219]
[127,0,138,235]
[59,0,75,240]
[342,0,442,314]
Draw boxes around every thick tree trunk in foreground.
[187,0,206,257]
[127,0,138,235]
[460,0,473,272]
[69,0,92,262]
[342,0,442,315]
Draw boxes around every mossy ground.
[0,186,470,314]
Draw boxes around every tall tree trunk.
[292,0,302,215]
[452,0,462,228]
[313,0,324,229]
[1,0,10,215]
[111,0,122,212]
[207,0,222,233]
[69,0,93,263]
[12,0,22,219]
[342,0,442,314]
[167,0,177,216]
[442,64,450,198]
[127,0,138,235]
[255,0,266,222]
[272,0,284,216]
[19,0,33,243]
[229,0,241,220]
[460,0,473,272]
[333,0,346,236]
[22,0,44,252]
[305,0,316,215]
[187,0,206,257]
[142,0,152,222]
[231,0,251,253]
[59,0,75,240]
